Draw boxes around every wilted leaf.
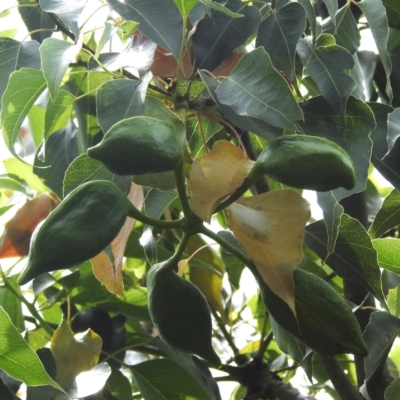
[189,141,254,222]
[186,235,225,318]
[229,189,311,315]
[51,319,102,389]
[0,194,58,258]
[91,184,144,296]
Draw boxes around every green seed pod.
[260,269,368,356]
[147,261,221,368]
[250,135,356,191]
[88,116,183,175]
[18,181,130,285]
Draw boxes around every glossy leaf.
[229,189,311,315]
[106,0,183,60]
[40,38,81,101]
[388,107,400,152]
[18,0,55,43]
[174,0,199,16]
[387,286,400,318]
[0,194,57,258]
[358,0,393,101]
[63,153,131,197]
[199,0,243,18]
[44,89,75,140]
[1,68,46,159]
[216,48,303,129]
[91,184,144,296]
[131,359,215,400]
[0,38,41,112]
[321,3,360,54]
[192,0,261,71]
[364,312,400,381]
[369,189,400,239]
[97,74,151,133]
[199,71,283,140]
[297,34,355,119]
[372,238,400,276]
[186,235,225,318]
[385,377,400,400]
[256,2,306,83]
[0,306,59,388]
[299,96,375,251]
[51,319,102,389]
[322,0,338,23]
[39,0,85,40]
[189,140,254,222]
[305,214,385,305]
[33,121,80,199]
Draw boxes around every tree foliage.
[0,0,400,399]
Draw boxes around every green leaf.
[192,0,261,71]
[299,96,375,252]
[305,214,385,306]
[357,0,393,101]
[96,75,151,133]
[0,276,24,331]
[44,89,75,140]
[18,0,55,43]
[40,38,81,101]
[216,48,303,129]
[0,175,34,198]
[174,0,199,16]
[63,153,131,197]
[385,376,400,400]
[322,3,361,54]
[388,108,400,151]
[368,103,400,189]
[106,368,133,400]
[383,0,400,29]
[199,0,243,18]
[107,0,183,60]
[131,359,216,400]
[33,121,79,198]
[350,53,366,100]
[39,0,86,40]
[1,68,47,159]
[0,377,19,400]
[0,38,41,112]
[369,189,400,239]
[96,22,119,58]
[28,105,46,147]
[297,0,318,46]
[373,238,400,275]
[321,0,338,25]
[387,286,400,318]
[199,71,283,140]
[0,306,60,388]
[297,34,355,119]
[364,312,400,381]
[256,2,306,84]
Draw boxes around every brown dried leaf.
[229,190,311,316]
[0,194,58,258]
[212,53,245,77]
[189,140,254,222]
[51,320,102,389]
[91,184,144,296]
[150,46,193,78]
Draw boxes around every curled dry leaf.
[90,184,144,297]
[189,140,254,222]
[51,320,102,389]
[0,194,58,258]
[229,189,311,316]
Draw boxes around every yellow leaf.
[239,340,261,354]
[91,184,144,296]
[178,259,189,276]
[229,189,311,316]
[51,319,102,389]
[186,235,226,318]
[189,140,254,222]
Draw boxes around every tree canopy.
[1,0,400,399]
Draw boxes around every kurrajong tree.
[0,0,400,399]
